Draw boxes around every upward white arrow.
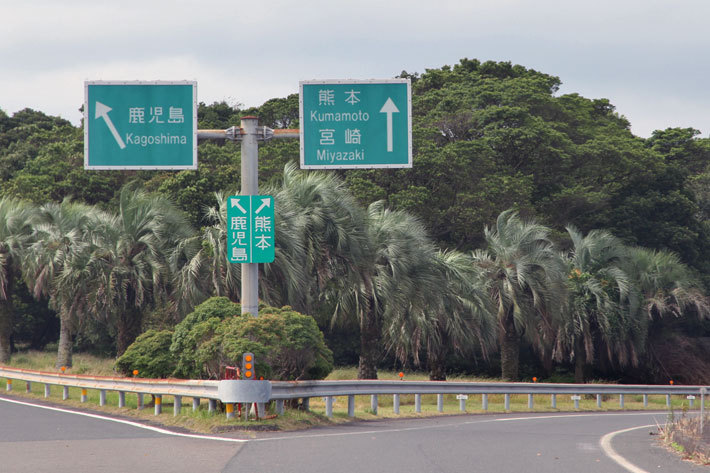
[95,102,126,149]
[379,98,399,152]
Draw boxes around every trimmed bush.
[115,329,175,378]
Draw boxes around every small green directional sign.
[227,195,275,264]
[84,81,197,170]
[299,79,412,169]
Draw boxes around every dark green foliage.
[170,297,333,380]
[115,329,175,378]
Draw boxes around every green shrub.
[115,329,175,378]
[170,297,333,380]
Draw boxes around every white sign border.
[299,78,413,169]
[84,80,198,170]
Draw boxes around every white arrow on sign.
[230,198,247,213]
[95,102,126,149]
[379,97,399,152]
[255,198,271,214]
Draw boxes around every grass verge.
[658,410,710,466]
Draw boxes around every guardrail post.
[192,397,200,412]
[81,389,87,403]
[63,386,69,400]
[99,390,106,406]
[666,394,671,408]
[643,394,648,408]
[551,394,557,409]
[347,395,355,417]
[393,394,400,414]
[370,394,378,415]
[302,397,310,411]
[118,391,125,408]
[325,396,334,418]
[276,399,285,416]
[174,395,182,416]
[482,394,488,411]
[619,394,624,409]
[26,381,31,393]
[154,395,162,415]
[6,379,11,391]
[437,394,444,413]
[700,387,706,435]
[137,393,144,410]
[208,399,216,413]
[415,394,422,413]
[459,395,466,412]
[44,384,50,398]
[687,396,695,408]
[596,394,602,408]
[528,394,534,409]
[573,395,580,410]
[504,394,511,411]
[226,403,235,419]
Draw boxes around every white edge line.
[600,424,655,473]
[0,396,248,444]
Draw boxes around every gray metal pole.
[240,116,259,317]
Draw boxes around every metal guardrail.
[2,366,707,419]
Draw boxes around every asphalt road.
[0,395,705,473]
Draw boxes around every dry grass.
[658,410,710,466]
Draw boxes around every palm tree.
[556,226,634,382]
[0,197,35,363]
[333,201,442,379]
[90,186,196,356]
[473,210,568,381]
[23,200,102,367]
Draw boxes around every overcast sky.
[2,0,708,138]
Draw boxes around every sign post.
[299,79,411,169]
[84,81,197,169]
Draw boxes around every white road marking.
[0,396,248,443]
[600,424,656,473]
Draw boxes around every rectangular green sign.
[84,81,197,170]
[227,195,275,264]
[299,79,412,169]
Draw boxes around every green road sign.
[299,79,412,169]
[227,195,275,264]
[84,81,197,170]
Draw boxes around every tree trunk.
[358,310,381,380]
[56,310,73,368]
[428,340,447,381]
[500,312,520,381]
[0,300,13,364]
[574,338,586,383]
[116,308,143,357]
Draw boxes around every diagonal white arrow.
[95,102,126,149]
[379,97,399,152]
[255,198,271,214]
[230,198,247,213]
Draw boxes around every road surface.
[0,395,705,473]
